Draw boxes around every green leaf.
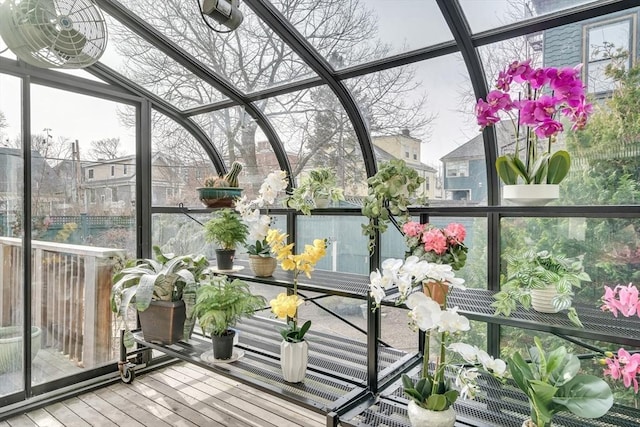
[567,308,584,328]
[554,374,613,418]
[425,394,448,411]
[547,150,571,184]
[496,155,520,185]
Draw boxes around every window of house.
[405,151,409,158]
[413,153,417,160]
[123,165,127,175]
[111,165,115,176]
[585,17,634,94]
[88,189,96,203]
[446,160,469,177]
[88,169,94,179]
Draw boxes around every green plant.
[508,337,613,427]
[361,159,425,252]
[203,161,243,188]
[287,167,344,214]
[246,239,271,257]
[204,208,248,250]
[193,276,266,337]
[492,249,591,327]
[110,246,209,347]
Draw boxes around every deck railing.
[0,237,125,368]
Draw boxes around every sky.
[0,0,523,166]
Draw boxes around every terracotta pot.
[502,184,559,206]
[422,281,449,307]
[249,255,277,277]
[530,284,562,313]
[406,401,456,427]
[280,340,308,383]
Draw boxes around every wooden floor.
[0,363,327,427]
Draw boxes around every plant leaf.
[554,374,613,418]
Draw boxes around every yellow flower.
[281,257,296,271]
[266,229,287,246]
[270,293,302,319]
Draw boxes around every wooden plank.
[5,414,37,427]
[141,373,266,427]
[172,364,325,426]
[41,402,86,425]
[23,408,63,427]
[61,397,118,427]
[83,255,97,367]
[92,386,172,427]
[76,392,145,427]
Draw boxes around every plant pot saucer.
[209,265,244,274]
[200,349,244,364]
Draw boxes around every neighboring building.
[532,0,640,95]
[373,130,441,200]
[440,135,486,202]
[81,152,185,213]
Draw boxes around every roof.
[374,145,437,173]
[440,134,485,161]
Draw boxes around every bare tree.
[110,0,433,192]
[87,137,123,160]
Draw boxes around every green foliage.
[402,374,458,411]
[278,319,311,343]
[223,161,243,188]
[507,337,613,427]
[193,276,266,337]
[492,249,590,327]
[246,239,272,257]
[361,159,425,252]
[204,208,248,250]
[495,150,570,185]
[287,167,344,215]
[110,246,209,347]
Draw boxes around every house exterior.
[532,1,640,94]
[440,135,487,202]
[373,130,441,200]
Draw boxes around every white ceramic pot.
[502,184,559,206]
[280,340,308,383]
[406,401,456,427]
[530,284,561,313]
[313,195,330,208]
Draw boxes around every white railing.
[0,237,125,368]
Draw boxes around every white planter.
[407,401,456,427]
[280,340,308,383]
[530,285,561,313]
[503,184,559,206]
[313,196,330,208]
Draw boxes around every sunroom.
[0,0,639,426]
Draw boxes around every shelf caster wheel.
[119,361,135,384]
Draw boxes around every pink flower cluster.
[476,59,592,139]
[603,349,640,393]
[402,221,466,256]
[601,283,639,318]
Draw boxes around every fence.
[0,237,124,368]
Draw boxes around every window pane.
[586,19,632,93]
[0,73,24,397]
[271,0,453,69]
[29,85,135,387]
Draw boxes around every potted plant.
[286,167,344,214]
[509,337,613,427]
[110,246,209,347]
[204,208,248,270]
[475,59,592,205]
[193,275,266,360]
[235,170,289,277]
[197,161,243,208]
[266,228,327,383]
[361,159,425,252]
[492,249,591,327]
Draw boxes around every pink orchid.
[603,348,640,393]
[507,59,533,83]
[534,119,563,139]
[475,99,501,128]
[601,284,640,318]
[486,90,513,111]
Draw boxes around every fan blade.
[53,28,86,56]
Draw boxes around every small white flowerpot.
[406,401,456,427]
[530,284,561,313]
[313,195,330,209]
[280,340,308,383]
[503,184,559,206]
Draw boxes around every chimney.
[402,129,410,137]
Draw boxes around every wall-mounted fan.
[0,0,107,69]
